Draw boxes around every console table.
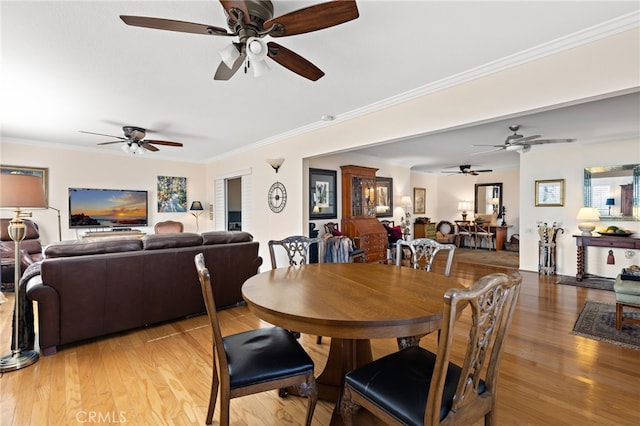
[574,234,640,281]
[82,230,146,239]
[454,222,512,251]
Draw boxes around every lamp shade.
[605,198,615,206]
[190,201,204,211]
[576,207,600,221]
[576,207,600,235]
[0,174,46,208]
[400,196,412,206]
[458,201,472,211]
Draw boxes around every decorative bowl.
[597,231,634,237]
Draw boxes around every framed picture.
[1,164,49,206]
[157,176,187,212]
[309,168,337,219]
[413,187,426,214]
[535,179,565,206]
[375,177,393,217]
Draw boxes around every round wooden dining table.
[241,262,463,402]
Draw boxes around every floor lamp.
[0,173,46,372]
[190,201,204,232]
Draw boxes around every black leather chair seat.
[224,327,315,389]
[344,346,486,425]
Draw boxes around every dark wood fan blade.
[267,42,324,81]
[120,16,229,36]
[214,53,245,80]
[219,1,251,25]
[140,142,159,152]
[79,130,126,140]
[475,169,493,173]
[97,140,126,145]
[144,140,183,147]
[265,1,359,37]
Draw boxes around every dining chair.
[268,235,322,269]
[473,220,495,250]
[340,272,522,426]
[394,238,456,276]
[268,235,323,341]
[194,253,318,426]
[323,222,366,262]
[454,220,474,248]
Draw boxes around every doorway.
[227,177,242,231]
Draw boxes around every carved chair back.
[394,238,456,276]
[268,235,322,269]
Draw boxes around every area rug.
[556,275,614,291]
[452,248,519,269]
[572,301,640,350]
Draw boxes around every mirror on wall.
[474,182,503,218]
[584,164,640,221]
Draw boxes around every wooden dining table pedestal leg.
[316,338,373,402]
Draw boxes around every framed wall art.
[413,187,426,214]
[309,168,337,219]
[157,176,187,212]
[375,177,393,217]
[535,179,565,207]
[1,164,49,206]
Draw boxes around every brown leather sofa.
[25,231,262,355]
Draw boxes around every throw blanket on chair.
[323,235,354,263]
[12,261,40,351]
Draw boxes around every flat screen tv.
[69,188,148,229]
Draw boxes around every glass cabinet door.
[352,176,363,216]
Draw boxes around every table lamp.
[576,207,600,235]
[0,173,46,372]
[605,198,615,215]
[458,201,472,221]
[190,201,204,232]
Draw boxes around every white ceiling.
[2,1,639,171]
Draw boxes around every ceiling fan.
[442,165,493,176]
[119,0,359,81]
[80,126,183,154]
[474,124,576,154]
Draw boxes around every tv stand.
[82,230,145,239]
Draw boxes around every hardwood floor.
[1,260,639,425]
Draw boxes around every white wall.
[204,27,637,273]
[519,138,640,276]
[0,143,207,245]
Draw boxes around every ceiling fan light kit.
[120,0,359,81]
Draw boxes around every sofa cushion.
[201,231,253,245]
[45,238,142,258]
[142,232,203,250]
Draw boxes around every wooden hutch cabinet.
[340,165,388,263]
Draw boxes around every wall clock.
[268,181,287,213]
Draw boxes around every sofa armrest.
[26,274,61,355]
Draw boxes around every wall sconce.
[266,158,284,173]
[190,201,204,232]
[458,201,472,221]
[576,207,600,235]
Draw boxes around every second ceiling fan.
[442,165,493,176]
[474,124,576,154]
[120,0,359,81]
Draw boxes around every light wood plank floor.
[1,260,639,425]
